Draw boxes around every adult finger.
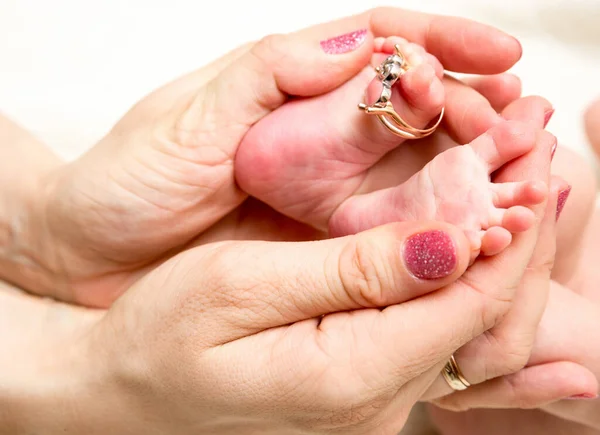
[363,7,522,73]
[501,94,554,129]
[423,172,561,401]
[180,25,373,129]
[78,25,374,262]
[419,106,555,400]
[132,221,471,346]
[462,73,522,112]
[530,283,600,428]
[441,75,503,144]
[431,361,598,412]
[441,79,551,146]
[328,139,555,404]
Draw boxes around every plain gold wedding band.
[441,355,471,391]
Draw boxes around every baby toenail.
[403,230,457,280]
[556,185,571,221]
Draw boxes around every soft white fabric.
[1,0,599,168]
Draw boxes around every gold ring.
[358,44,444,140]
[441,355,471,391]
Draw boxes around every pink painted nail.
[403,230,457,280]
[320,29,367,55]
[566,393,598,400]
[556,185,572,221]
[551,141,557,160]
[544,109,555,128]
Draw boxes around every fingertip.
[527,180,549,204]
[399,221,471,282]
[501,95,553,128]
[424,52,445,79]
[558,362,600,398]
[536,129,558,156]
[492,33,523,70]
[500,73,522,95]
[489,120,537,155]
[276,28,374,96]
[399,63,444,112]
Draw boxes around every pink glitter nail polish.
[320,29,367,55]
[403,230,457,280]
[566,393,598,400]
[556,185,572,221]
[544,109,555,128]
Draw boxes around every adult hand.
[6,159,556,434]
[0,7,524,307]
[403,90,561,403]
[426,283,600,434]
[426,211,600,433]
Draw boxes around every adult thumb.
[140,221,471,345]
[176,23,373,150]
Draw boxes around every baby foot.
[235,37,444,231]
[330,121,548,256]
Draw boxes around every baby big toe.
[397,62,445,121]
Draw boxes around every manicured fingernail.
[551,141,557,160]
[544,109,555,128]
[566,393,598,400]
[556,185,571,221]
[320,29,367,54]
[403,230,457,280]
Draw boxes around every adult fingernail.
[403,230,457,280]
[544,109,555,128]
[556,185,572,221]
[551,141,557,161]
[320,29,367,54]
[566,393,598,400]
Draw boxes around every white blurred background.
[1,0,599,167]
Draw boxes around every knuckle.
[486,332,533,377]
[251,33,287,69]
[528,253,555,273]
[432,395,471,413]
[503,373,536,409]
[458,273,515,330]
[367,6,392,23]
[339,236,395,307]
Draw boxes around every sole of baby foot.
[329,121,547,261]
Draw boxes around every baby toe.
[469,121,538,174]
[423,52,444,78]
[492,180,548,208]
[396,62,445,119]
[373,36,387,52]
[480,227,512,256]
[497,205,536,233]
